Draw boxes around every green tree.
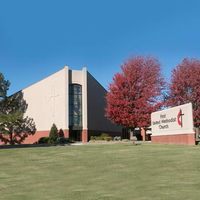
[0,73,10,99]
[0,72,36,145]
[48,124,58,144]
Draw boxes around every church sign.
[151,103,194,136]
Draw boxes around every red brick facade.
[82,129,88,143]
[151,133,196,145]
[0,130,70,145]
[23,129,70,144]
[0,129,89,145]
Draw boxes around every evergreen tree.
[48,124,58,144]
[0,73,10,100]
[0,72,36,144]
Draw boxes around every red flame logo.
[177,109,184,127]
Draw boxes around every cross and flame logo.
[177,109,184,127]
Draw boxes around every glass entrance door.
[69,130,81,141]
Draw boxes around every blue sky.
[1,0,200,95]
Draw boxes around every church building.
[22,66,121,143]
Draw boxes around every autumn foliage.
[106,56,165,128]
[168,58,200,127]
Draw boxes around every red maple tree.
[168,58,200,127]
[106,56,165,128]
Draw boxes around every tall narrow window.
[69,84,82,129]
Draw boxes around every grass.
[0,143,200,200]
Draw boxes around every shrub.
[48,124,58,144]
[89,133,113,142]
[57,137,69,145]
[100,133,109,140]
[58,129,65,137]
[105,136,112,141]
[90,136,97,141]
[95,136,101,141]
[56,129,69,145]
[113,136,121,141]
[38,137,49,144]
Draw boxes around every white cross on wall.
[48,87,60,121]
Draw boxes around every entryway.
[69,130,82,141]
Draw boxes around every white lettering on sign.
[151,103,194,136]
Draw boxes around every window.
[69,84,82,128]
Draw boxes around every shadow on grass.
[0,143,71,149]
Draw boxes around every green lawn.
[0,143,200,200]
